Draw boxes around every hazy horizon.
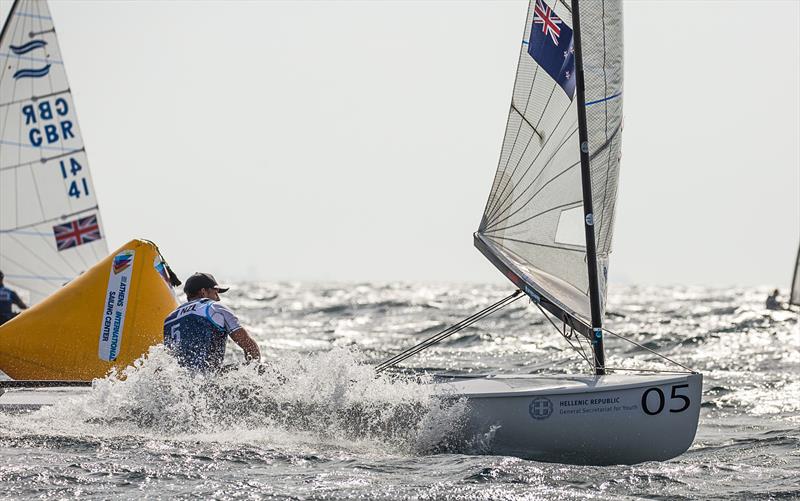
[1,0,798,289]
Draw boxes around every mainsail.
[476,0,623,341]
[791,244,800,307]
[0,0,107,304]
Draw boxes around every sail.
[0,0,107,304]
[476,0,623,331]
[791,244,800,306]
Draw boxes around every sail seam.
[485,100,573,223]
[483,198,583,236]
[486,0,575,220]
[0,88,70,109]
[0,205,100,232]
[482,8,543,220]
[2,273,73,281]
[485,236,585,254]
[0,51,62,64]
[2,231,80,278]
[484,129,579,230]
[0,250,64,295]
[14,11,51,21]
[484,108,577,225]
[0,148,84,172]
[484,64,543,219]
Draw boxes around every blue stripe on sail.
[15,12,53,21]
[585,92,622,107]
[10,40,48,55]
[0,139,73,152]
[0,52,63,65]
[4,273,72,281]
[13,64,51,79]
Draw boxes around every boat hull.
[0,385,91,413]
[439,372,702,465]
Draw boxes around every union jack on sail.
[528,0,576,98]
[53,214,102,251]
[533,0,563,45]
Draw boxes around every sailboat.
[0,0,179,404]
[0,0,108,303]
[425,0,702,465]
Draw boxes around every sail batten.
[791,244,800,307]
[476,0,623,333]
[0,0,108,305]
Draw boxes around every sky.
[1,0,798,288]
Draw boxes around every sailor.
[163,272,260,372]
[0,271,28,326]
[765,289,783,311]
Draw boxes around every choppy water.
[1,283,798,500]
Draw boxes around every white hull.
[439,372,702,465]
[0,380,92,413]
[0,386,91,413]
[1,373,702,466]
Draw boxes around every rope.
[533,301,593,370]
[532,302,695,374]
[375,290,523,373]
[602,367,694,374]
[601,326,695,372]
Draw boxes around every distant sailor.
[0,271,28,326]
[765,289,783,311]
[163,272,260,372]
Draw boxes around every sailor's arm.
[230,327,261,362]
[11,292,27,310]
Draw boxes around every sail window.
[554,206,585,247]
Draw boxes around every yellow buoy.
[0,239,178,380]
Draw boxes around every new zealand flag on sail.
[527,0,575,99]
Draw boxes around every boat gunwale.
[435,372,699,398]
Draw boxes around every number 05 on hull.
[441,373,702,465]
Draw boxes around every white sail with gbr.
[0,0,107,304]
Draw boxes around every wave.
[2,346,470,456]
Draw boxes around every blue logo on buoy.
[529,397,553,420]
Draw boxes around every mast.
[570,0,605,375]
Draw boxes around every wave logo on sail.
[113,251,135,275]
[10,39,47,54]
[10,38,52,80]
[529,397,553,420]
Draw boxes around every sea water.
[0,283,798,499]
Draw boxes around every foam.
[2,346,469,456]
